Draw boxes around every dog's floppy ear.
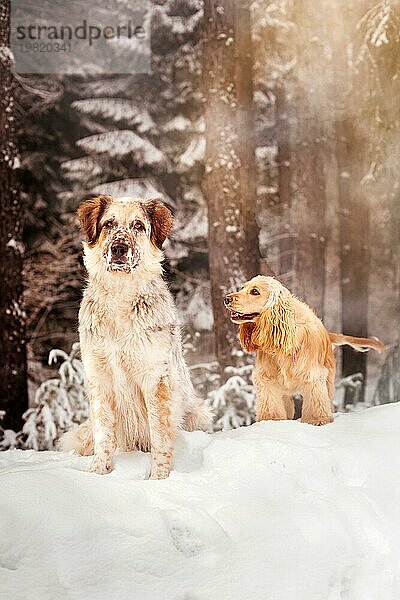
[77,196,111,245]
[252,289,297,355]
[143,200,174,249]
[239,323,259,353]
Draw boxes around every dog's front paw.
[301,415,334,426]
[90,455,113,475]
[149,463,171,480]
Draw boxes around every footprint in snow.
[170,525,204,557]
[163,507,229,558]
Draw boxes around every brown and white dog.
[60,195,211,479]
[225,276,384,426]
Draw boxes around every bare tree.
[203,0,266,371]
[0,1,28,430]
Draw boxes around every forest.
[1,0,399,449]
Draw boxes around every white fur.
[60,199,211,478]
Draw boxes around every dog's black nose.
[224,295,233,306]
[111,242,128,257]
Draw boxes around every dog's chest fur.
[255,351,300,391]
[79,278,179,451]
[81,280,175,360]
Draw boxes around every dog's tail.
[58,419,94,456]
[329,332,385,354]
[172,343,213,432]
[183,400,213,432]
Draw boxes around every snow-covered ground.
[1,404,400,600]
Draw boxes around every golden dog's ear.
[252,290,297,355]
[77,196,111,245]
[239,323,259,353]
[143,200,174,249]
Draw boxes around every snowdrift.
[1,404,400,600]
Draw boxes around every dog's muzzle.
[224,295,259,322]
[105,236,140,272]
[224,296,233,307]
[111,241,129,262]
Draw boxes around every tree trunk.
[203,0,264,371]
[276,86,293,284]
[336,117,370,403]
[333,3,369,404]
[234,0,260,272]
[0,1,28,430]
[291,0,328,319]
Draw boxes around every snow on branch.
[92,178,173,204]
[334,373,364,412]
[163,115,192,133]
[153,4,203,36]
[62,156,104,183]
[177,137,205,171]
[373,343,400,405]
[72,99,156,133]
[358,0,397,47]
[0,344,89,452]
[76,130,166,167]
[208,365,256,431]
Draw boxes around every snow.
[153,6,203,36]
[77,131,165,166]
[175,207,208,242]
[1,404,400,599]
[163,115,192,133]
[92,178,173,204]
[6,238,25,254]
[178,137,205,171]
[185,285,213,331]
[61,156,104,182]
[0,44,14,64]
[72,99,156,133]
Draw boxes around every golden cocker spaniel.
[225,276,384,426]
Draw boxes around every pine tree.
[60,1,213,333]
[17,75,82,359]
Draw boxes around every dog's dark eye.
[132,221,145,232]
[250,288,260,295]
[103,219,114,229]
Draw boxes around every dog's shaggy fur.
[225,276,384,425]
[60,195,211,479]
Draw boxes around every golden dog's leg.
[301,373,334,426]
[89,385,116,475]
[143,376,175,480]
[283,394,295,420]
[254,378,288,422]
[326,365,336,413]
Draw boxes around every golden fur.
[59,196,211,478]
[225,276,384,425]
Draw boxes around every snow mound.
[1,404,400,600]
